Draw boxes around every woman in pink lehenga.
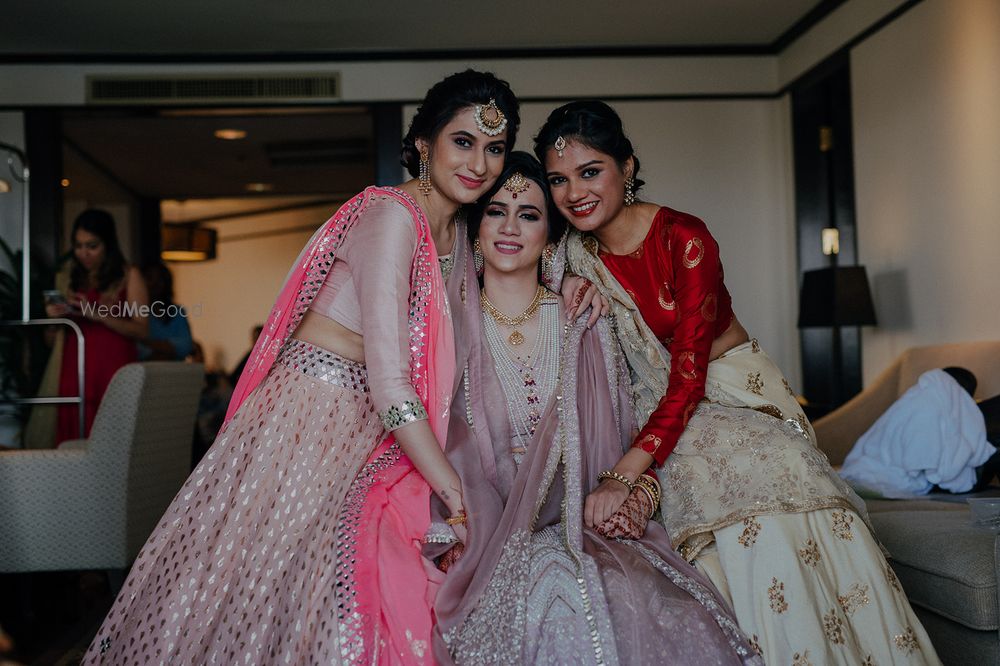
[83,70,519,666]
[428,153,759,665]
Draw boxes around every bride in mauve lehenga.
[427,152,760,666]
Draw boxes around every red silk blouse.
[599,207,734,466]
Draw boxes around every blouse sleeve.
[341,199,427,432]
[633,218,721,466]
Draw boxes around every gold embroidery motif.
[582,235,599,256]
[636,433,662,454]
[682,401,697,426]
[832,510,854,541]
[893,627,919,654]
[749,634,762,656]
[754,404,783,419]
[796,413,811,435]
[798,538,821,567]
[737,516,762,548]
[782,377,795,397]
[700,293,717,321]
[682,237,705,268]
[678,351,698,380]
[823,609,846,644]
[885,563,902,592]
[460,275,467,304]
[862,656,876,666]
[751,338,761,353]
[658,283,676,310]
[838,583,871,616]
[626,288,639,304]
[745,371,764,395]
[768,577,788,613]
[791,651,813,666]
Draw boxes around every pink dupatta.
[226,186,455,665]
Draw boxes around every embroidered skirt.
[696,509,940,665]
[83,340,386,665]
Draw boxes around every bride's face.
[478,179,548,277]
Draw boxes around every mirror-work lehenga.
[83,187,454,665]
[567,207,940,665]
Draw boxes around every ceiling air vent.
[86,73,340,105]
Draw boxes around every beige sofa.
[813,341,1000,665]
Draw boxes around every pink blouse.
[308,198,425,431]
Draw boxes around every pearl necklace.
[480,284,546,346]
[483,297,560,465]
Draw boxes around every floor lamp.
[797,266,877,408]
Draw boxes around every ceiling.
[3,1,832,59]
[62,108,374,200]
[45,1,836,205]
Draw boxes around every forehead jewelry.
[554,135,567,158]
[503,172,530,199]
[474,98,507,137]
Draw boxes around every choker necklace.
[480,285,546,346]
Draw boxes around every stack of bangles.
[633,474,662,519]
[445,510,467,526]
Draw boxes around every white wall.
[852,0,1000,382]
[169,202,332,373]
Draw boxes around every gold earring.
[473,239,484,275]
[418,146,432,195]
[540,243,556,285]
[624,177,636,206]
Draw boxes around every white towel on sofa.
[840,369,995,497]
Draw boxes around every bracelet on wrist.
[633,474,661,506]
[634,484,658,519]
[445,510,467,526]
[597,469,634,491]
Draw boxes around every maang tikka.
[474,98,507,137]
[554,135,567,158]
[503,172,530,199]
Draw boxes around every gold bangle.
[445,510,467,526]
[634,474,661,505]
[597,470,634,491]
[635,484,657,519]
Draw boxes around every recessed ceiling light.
[245,182,274,193]
[61,178,71,187]
[214,128,247,140]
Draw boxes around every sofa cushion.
[870,509,998,630]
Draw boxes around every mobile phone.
[43,289,67,305]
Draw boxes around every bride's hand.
[584,479,630,527]
[560,275,609,327]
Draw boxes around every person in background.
[137,261,193,361]
[840,367,1000,498]
[45,209,148,445]
[228,324,263,387]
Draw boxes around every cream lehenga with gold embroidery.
[567,231,940,665]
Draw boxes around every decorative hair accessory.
[502,172,530,199]
[473,238,484,275]
[624,176,636,206]
[554,135,567,158]
[418,146,432,195]
[540,244,556,285]
[474,98,507,137]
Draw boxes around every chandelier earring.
[540,244,556,285]
[473,238,484,275]
[418,146,433,195]
[624,176,636,207]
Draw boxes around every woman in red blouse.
[536,101,939,665]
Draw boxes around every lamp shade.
[162,225,217,262]
[797,266,877,328]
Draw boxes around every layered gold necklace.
[480,285,546,346]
